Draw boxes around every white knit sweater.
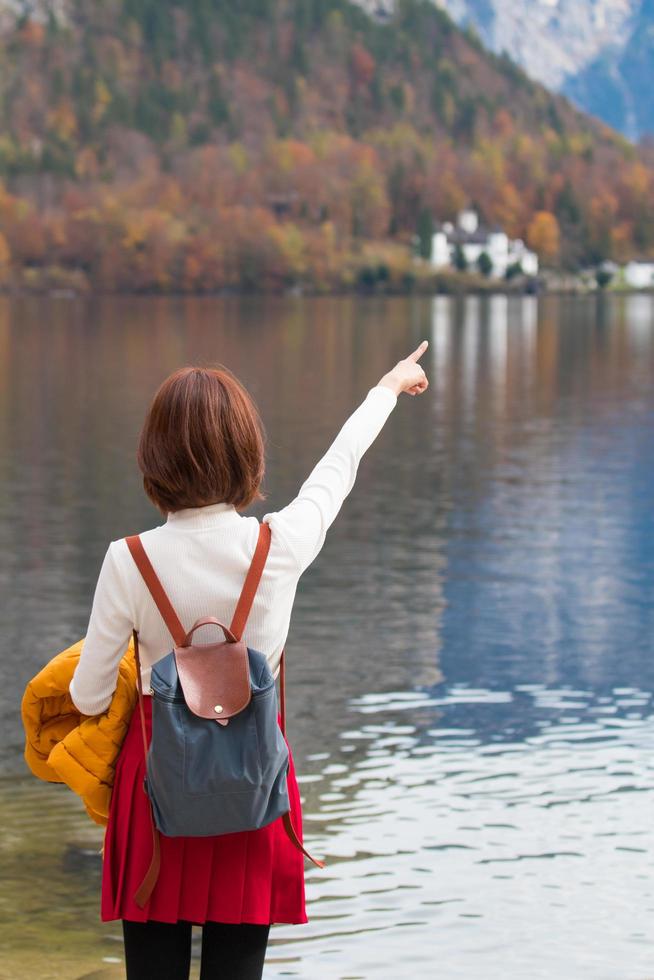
[69,384,397,716]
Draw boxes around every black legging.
[122,919,270,980]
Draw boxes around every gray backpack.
[126,521,321,908]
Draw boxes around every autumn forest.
[0,0,652,293]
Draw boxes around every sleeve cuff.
[69,676,111,716]
[369,384,398,406]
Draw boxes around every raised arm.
[264,341,429,573]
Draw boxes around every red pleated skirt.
[101,696,308,925]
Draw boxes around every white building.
[623,261,654,289]
[431,208,539,278]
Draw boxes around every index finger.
[407,340,429,363]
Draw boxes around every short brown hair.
[137,366,267,515]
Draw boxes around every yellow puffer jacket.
[21,636,138,826]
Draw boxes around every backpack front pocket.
[181,701,262,798]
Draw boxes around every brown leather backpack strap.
[130,627,161,909]
[127,523,269,648]
[230,521,272,640]
[125,535,186,647]
[283,811,325,869]
[131,629,149,769]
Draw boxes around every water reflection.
[427,293,654,697]
[2,293,654,977]
[268,691,654,978]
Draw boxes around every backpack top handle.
[181,617,239,646]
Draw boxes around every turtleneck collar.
[165,501,241,529]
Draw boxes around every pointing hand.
[379,340,429,397]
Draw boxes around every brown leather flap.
[174,640,251,720]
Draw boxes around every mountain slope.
[428,0,652,139]
[0,0,651,291]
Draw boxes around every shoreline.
[0,271,652,300]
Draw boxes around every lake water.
[1,293,653,979]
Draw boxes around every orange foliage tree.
[527,211,561,264]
